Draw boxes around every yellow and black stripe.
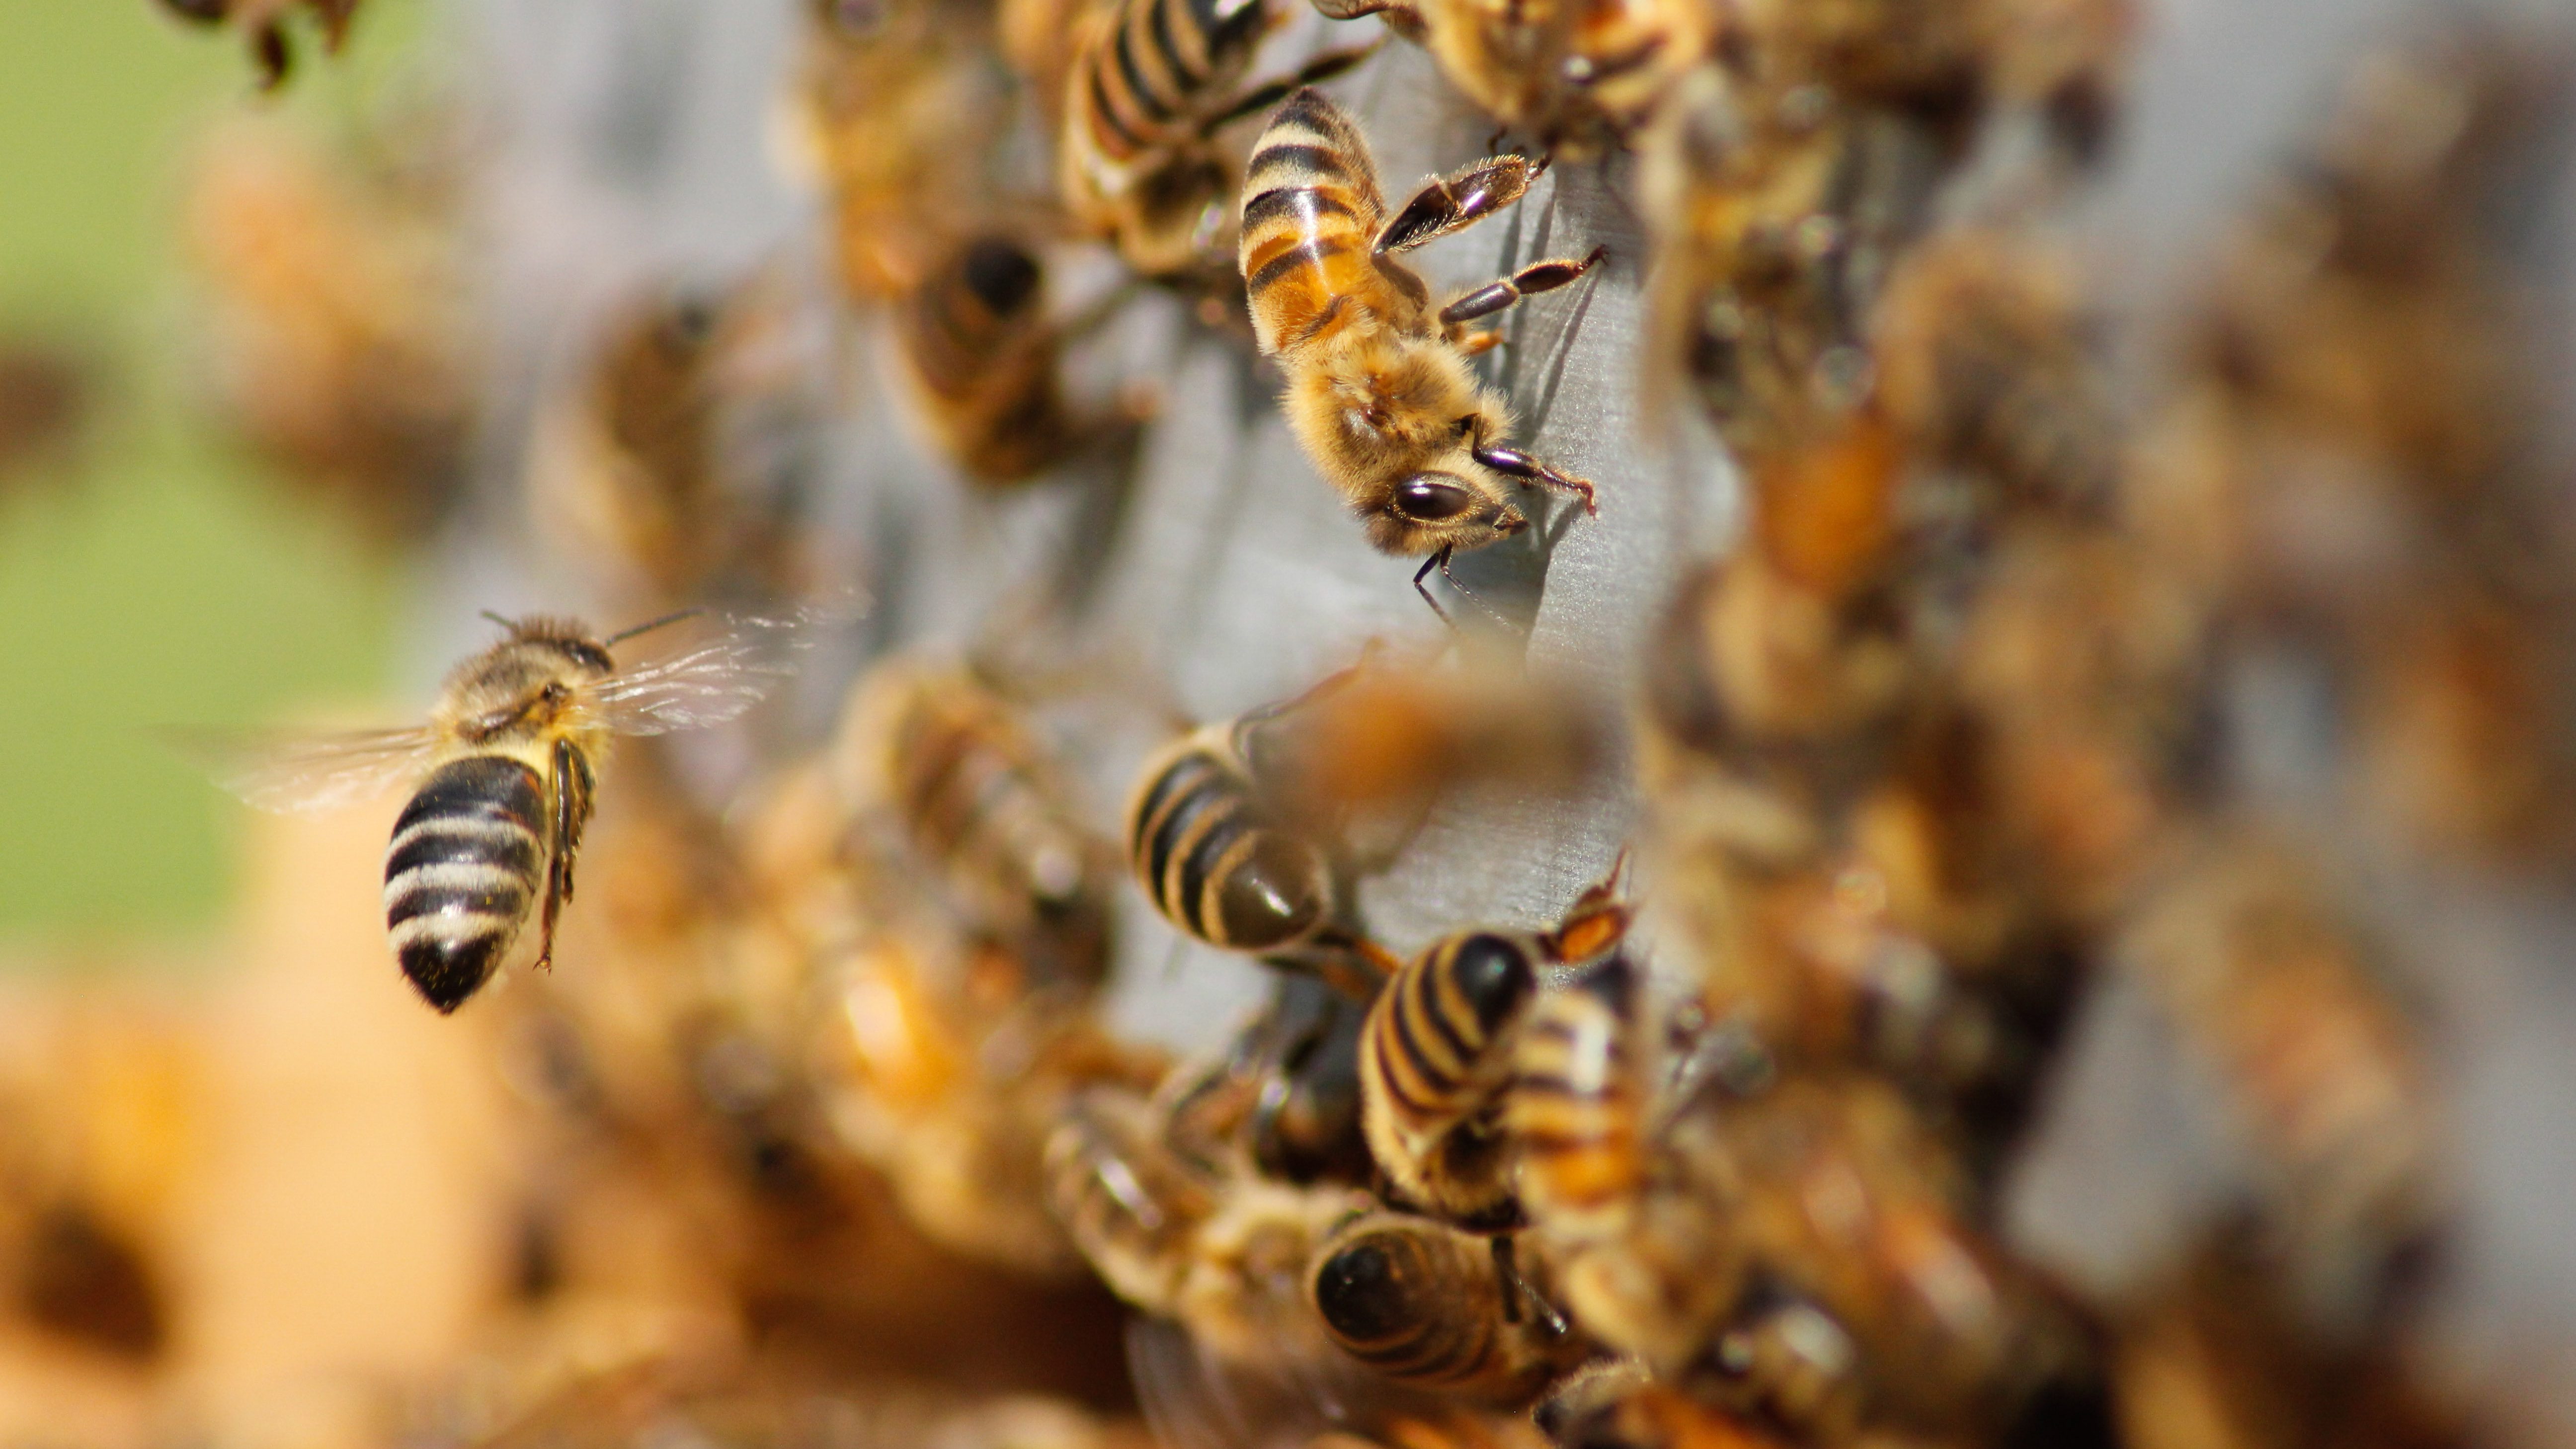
[1074,0,1270,163]
[1359,929,1538,1227]
[1237,86,1404,357]
[382,754,548,1014]
[1124,730,1335,954]
[1510,959,1643,1242]
[1309,1212,1582,1405]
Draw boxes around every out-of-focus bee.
[1637,67,1943,467]
[1308,1209,1592,1405]
[184,114,473,545]
[1059,0,1374,277]
[202,610,814,1013]
[1538,1364,1791,1449]
[1124,675,1400,997]
[1360,874,1631,1230]
[795,0,1018,301]
[1163,973,1377,1187]
[1047,1085,1368,1366]
[1308,0,1711,154]
[529,276,823,617]
[155,0,359,89]
[893,234,1152,485]
[1238,88,1603,595]
[833,660,1118,994]
[0,341,93,488]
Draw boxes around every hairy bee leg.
[535,736,591,974]
[1474,442,1598,515]
[252,22,291,89]
[1458,330,1505,358]
[1440,246,1608,326]
[1414,549,1459,629]
[1377,154,1548,253]
[1205,43,1385,133]
[1544,874,1633,963]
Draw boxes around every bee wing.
[591,607,838,736]
[174,724,441,817]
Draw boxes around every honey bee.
[1359,875,1631,1230]
[1538,1365,1791,1449]
[1124,677,1399,998]
[1308,1209,1592,1405]
[1059,0,1375,277]
[1163,974,1377,1187]
[528,277,824,617]
[796,0,1018,301]
[833,660,1118,994]
[1046,1084,1367,1366]
[1238,88,1604,598]
[155,0,359,89]
[895,236,1094,485]
[201,610,816,1013]
[1307,0,1711,154]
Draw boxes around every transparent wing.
[172,724,440,817]
[590,605,839,736]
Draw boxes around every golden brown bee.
[528,275,826,618]
[1124,676,1402,997]
[156,0,359,89]
[1059,0,1373,276]
[894,235,1092,485]
[796,0,1019,301]
[1046,1084,1367,1365]
[1309,0,1711,154]
[1237,88,1604,598]
[1507,960,1647,1248]
[1308,1209,1592,1405]
[1359,875,1631,1230]
[203,611,812,1012]
[834,659,1119,994]
[1164,973,1378,1187]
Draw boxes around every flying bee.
[1124,674,1401,999]
[834,660,1118,993]
[1308,1209,1593,1406]
[1059,0,1376,277]
[895,235,1086,485]
[156,0,359,89]
[1307,0,1712,155]
[198,610,816,1013]
[1238,88,1605,605]
[1360,874,1631,1230]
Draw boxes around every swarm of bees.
[81,0,2576,1447]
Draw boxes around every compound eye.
[1392,476,1477,522]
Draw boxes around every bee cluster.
[37,0,2576,1446]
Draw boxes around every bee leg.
[1413,550,1459,629]
[1457,329,1505,358]
[1473,441,1598,516]
[536,737,593,974]
[251,21,292,89]
[1203,43,1385,133]
[1544,872,1634,964]
[1491,1235,1523,1323]
[1377,156,1545,253]
[1440,246,1607,328]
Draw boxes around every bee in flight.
[198,610,816,1013]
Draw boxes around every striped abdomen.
[1125,736,1333,953]
[1511,960,1643,1243]
[1310,1213,1581,1405]
[1360,931,1537,1227]
[1073,0,1269,166]
[1239,87,1402,356]
[383,754,546,1014]
[899,237,1066,482]
[889,673,1110,985]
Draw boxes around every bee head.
[1364,468,1529,556]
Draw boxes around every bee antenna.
[479,610,516,632]
[604,608,705,646]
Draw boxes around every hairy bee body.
[1310,1211,1589,1405]
[1126,723,1340,957]
[1509,962,1644,1245]
[1313,0,1708,155]
[1239,88,1601,561]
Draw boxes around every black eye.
[1392,476,1476,521]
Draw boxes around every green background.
[0,0,422,941]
